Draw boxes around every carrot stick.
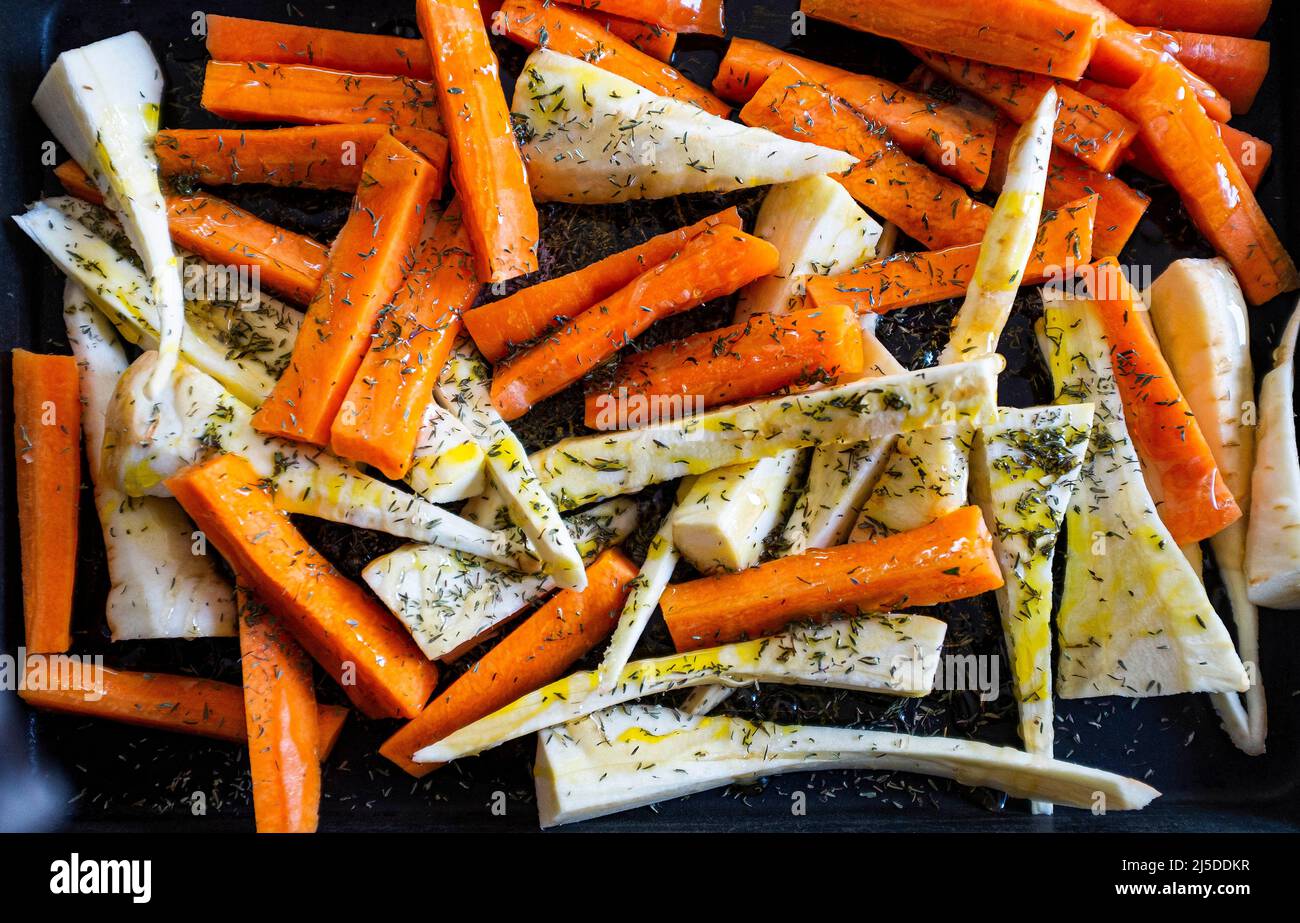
[55,161,329,306]
[496,0,728,116]
[583,304,866,429]
[155,125,449,194]
[236,588,320,834]
[417,0,539,285]
[330,202,479,479]
[806,195,1097,314]
[166,454,439,720]
[379,547,638,776]
[19,663,349,758]
[489,226,779,420]
[714,39,995,189]
[800,0,1103,81]
[201,61,445,133]
[596,13,677,61]
[205,14,435,78]
[1099,0,1271,39]
[1124,62,1297,305]
[1087,258,1243,544]
[740,66,992,249]
[661,505,1003,651]
[253,133,439,445]
[12,351,79,654]
[557,0,724,36]
[462,207,741,362]
[1167,31,1269,114]
[912,49,1138,174]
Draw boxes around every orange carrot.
[12,351,79,655]
[330,202,479,479]
[557,0,724,35]
[912,49,1138,174]
[583,304,866,429]
[497,0,728,116]
[800,0,1103,81]
[19,662,349,758]
[253,133,439,445]
[379,548,638,776]
[596,13,678,61]
[237,589,320,834]
[155,125,448,194]
[1124,62,1297,305]
[462,207,741,362]
[661,506,1003,651]
[714,39,995,189]
[740,66,991,249]
[1087,259,1243,544]
[201,60,445,132]
[1099,0,1271,39]
[418,0,539,285]
[167,454,438,720]
[55,161,329,305]
[206,14,434,77]
[489,226,779,420]
[806,195,1098,314]
[1167,31,1269,114]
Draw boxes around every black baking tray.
[2,0,1298,833]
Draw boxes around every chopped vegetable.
[379,548,638,777]
[412,615,949,764]
[463,207,742,363]
[1168,31,1269,113]
[558,0,725,35]
[406,402,488,502]
[740,66,992,250]
[490,226,780,420]
[1099,0,1271,38]
[851,425,973,540]
[1040,297,1249,698]
[512,49,855,203]
[587,11,678,61]
[782,436,896,554]
[166,453,440,720]
[534,704,1160,826]
[1033,149,1147,260]
[205,14,434,77]
[330,203,478,479]
[662,505,1003,650]
[11,349,80,654]
[254,133,441,446]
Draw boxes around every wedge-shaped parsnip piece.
[405,401,488,503]
[1246,301,1300,610]
[534,705,1161,827]
[363,499,639,662]
[512,49,856,203]
[63,281,236,640]
[413,615,947,764]
[852,424,973,540]
[1150,258,1265,755]
[1041,300,1249,698]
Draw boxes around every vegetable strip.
[1099,0,1271,38]
[558,0,725,35]
[205,14,435,77]
[1168,31,1269,113]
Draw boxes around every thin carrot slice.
[155,125,448,194]
[1087,259,1243,543]
[1166,32,1269,114]
[714,39,995,189]
[806,195,1097,314]
[1099,0,1271,38]
[166,453,439,720]
[330,202,479,479]
[913,49,1138,174]
[20,662,348,757]
[12,350,79,654]
[489,226,779,420]
[800,0,1103,81]
[201,60,444,133]
[497,0,727,116]
[206,14,434,78]
[417,0,539,285]
[1124,62,1297,305]
[462,207,741,362]
[584,304,866,429]
[557,0,724,36]
[237,588,320,834]
[740,66,991,249]
[661,506,1004,651]
[253,133,439,445]
[379,547,638,777]
[55,161,329,306]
